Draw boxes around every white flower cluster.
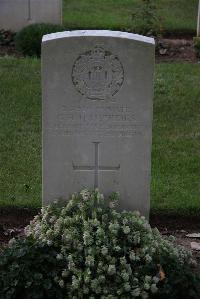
[24,189,194,298]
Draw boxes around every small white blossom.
[80,189,90,201]
[101,246,108,256]
[141,291,148,299]
[56,254,63,260]
[107,265,116,275]
[123,226,131,234]
[151,284,158,294]
[62,270,68,278]
[8,238,16,246]
[131,288,140,297]
[124,282,131,292]
[58,279,64,288]
[47,240,53,246]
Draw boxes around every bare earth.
[0,38,198,63]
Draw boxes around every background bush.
[131,0,163,36]
[15,23,66,57]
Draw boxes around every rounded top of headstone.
[42,30,155,45]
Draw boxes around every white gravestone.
[0,0,62,32]
[197,0,200,37]
[42,30,155,217]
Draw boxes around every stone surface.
[186,233,200,238]
[42,30,155,218]
[0,0,62,32]
[191,242,200,251]
[198,0,200,37]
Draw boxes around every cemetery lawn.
[63,0,198,36]
[0,57,199,216]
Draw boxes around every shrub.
[0,189,199,298]
[0,239,66,298]
[193,37,200,59]
[15,23,66,57]
[131,0,163,36]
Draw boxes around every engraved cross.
[72,142,120,189]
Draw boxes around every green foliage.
[131,0,162,36]
[0,190,199,298]
[0,238,66,298]
[193,37,200,58]
[154,264,200,299]
[0,29,15,46]
[15,23,66,57]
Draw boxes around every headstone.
[0,0,62,32]
[197,0,200,37]
[42,30,155,218]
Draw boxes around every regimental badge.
[72,46,124,100]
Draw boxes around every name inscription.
[47,103,145,138]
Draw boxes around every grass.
[62,0,198,36]
[0,58,41,208]
[152,63,200,215]
[0,57,199,215]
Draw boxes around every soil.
[0,208,38,244]
[0,45,22,58]
[0,38,198,63]
[150,214,200,272]
[155,38,198,63]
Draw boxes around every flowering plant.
[0,189,199,299]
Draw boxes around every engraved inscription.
[72,46,124,100]
[47,103,146,138]
[73,142,120,188]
